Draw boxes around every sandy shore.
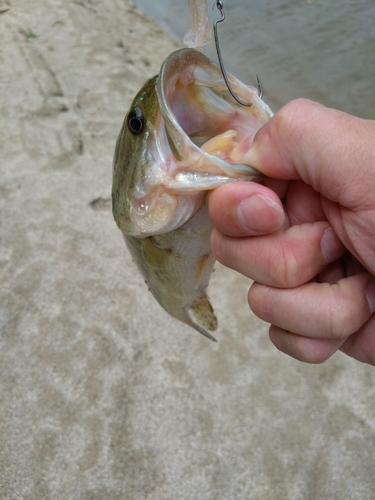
[1,1,374,499]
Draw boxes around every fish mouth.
[116,49,273,238]
[157,48,272,169]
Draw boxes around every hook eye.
[127,106,144,135]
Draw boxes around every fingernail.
[237,194,284,233]
[320,228,344,265]
[366,279,375,313]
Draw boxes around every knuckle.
[294,337,337,364]
[325,294,363,340]
[270,243,301,289]
[271,98,321,150]
[271,99,308,133]
[326,302,346,339]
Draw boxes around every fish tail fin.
[187,296,218,342]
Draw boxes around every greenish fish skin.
[112,75,159,237]
[124,205,218,341]
[112,48,273,340]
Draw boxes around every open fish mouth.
[157,48,272,176]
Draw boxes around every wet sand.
[1,1,374,499]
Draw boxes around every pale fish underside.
[112,48,273,340]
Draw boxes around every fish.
[112,48,273,341]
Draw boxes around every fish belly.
[123,205,218,340]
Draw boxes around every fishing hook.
[213,0,263,106]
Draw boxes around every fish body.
[112,48,273,339]
[124,206,217,340]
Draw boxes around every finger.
[211,221,345,288]
[285,180,326,225]
[270,312,375,365]
[241,99,375,205]
[248,273,375,339]
[321,197,375,275]
[340,314,375,366]
[263,178,290,200]
[317,259,346,284]
[316,253,366,284]
[269,326,346,364]
[208,182,285,237]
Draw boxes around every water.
[131,0,375,118]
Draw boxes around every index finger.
[241,99,375,207]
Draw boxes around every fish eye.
[127,107,144,135]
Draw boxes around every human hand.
[209,99,375,365]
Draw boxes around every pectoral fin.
[187,296,218,342]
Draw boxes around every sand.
[1,1,374,499]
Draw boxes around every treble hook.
[213,0,263,107]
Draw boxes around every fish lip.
[157,47,261,128]
[157,49,202,134]
[156,48,271,172]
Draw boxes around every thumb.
[243,99,375,206]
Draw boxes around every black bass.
[112,48,272,340]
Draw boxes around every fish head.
[113,48,273,238]
[112,75,162,236]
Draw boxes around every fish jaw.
[157,48,273,178]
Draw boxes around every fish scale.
[112,48,272,340]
